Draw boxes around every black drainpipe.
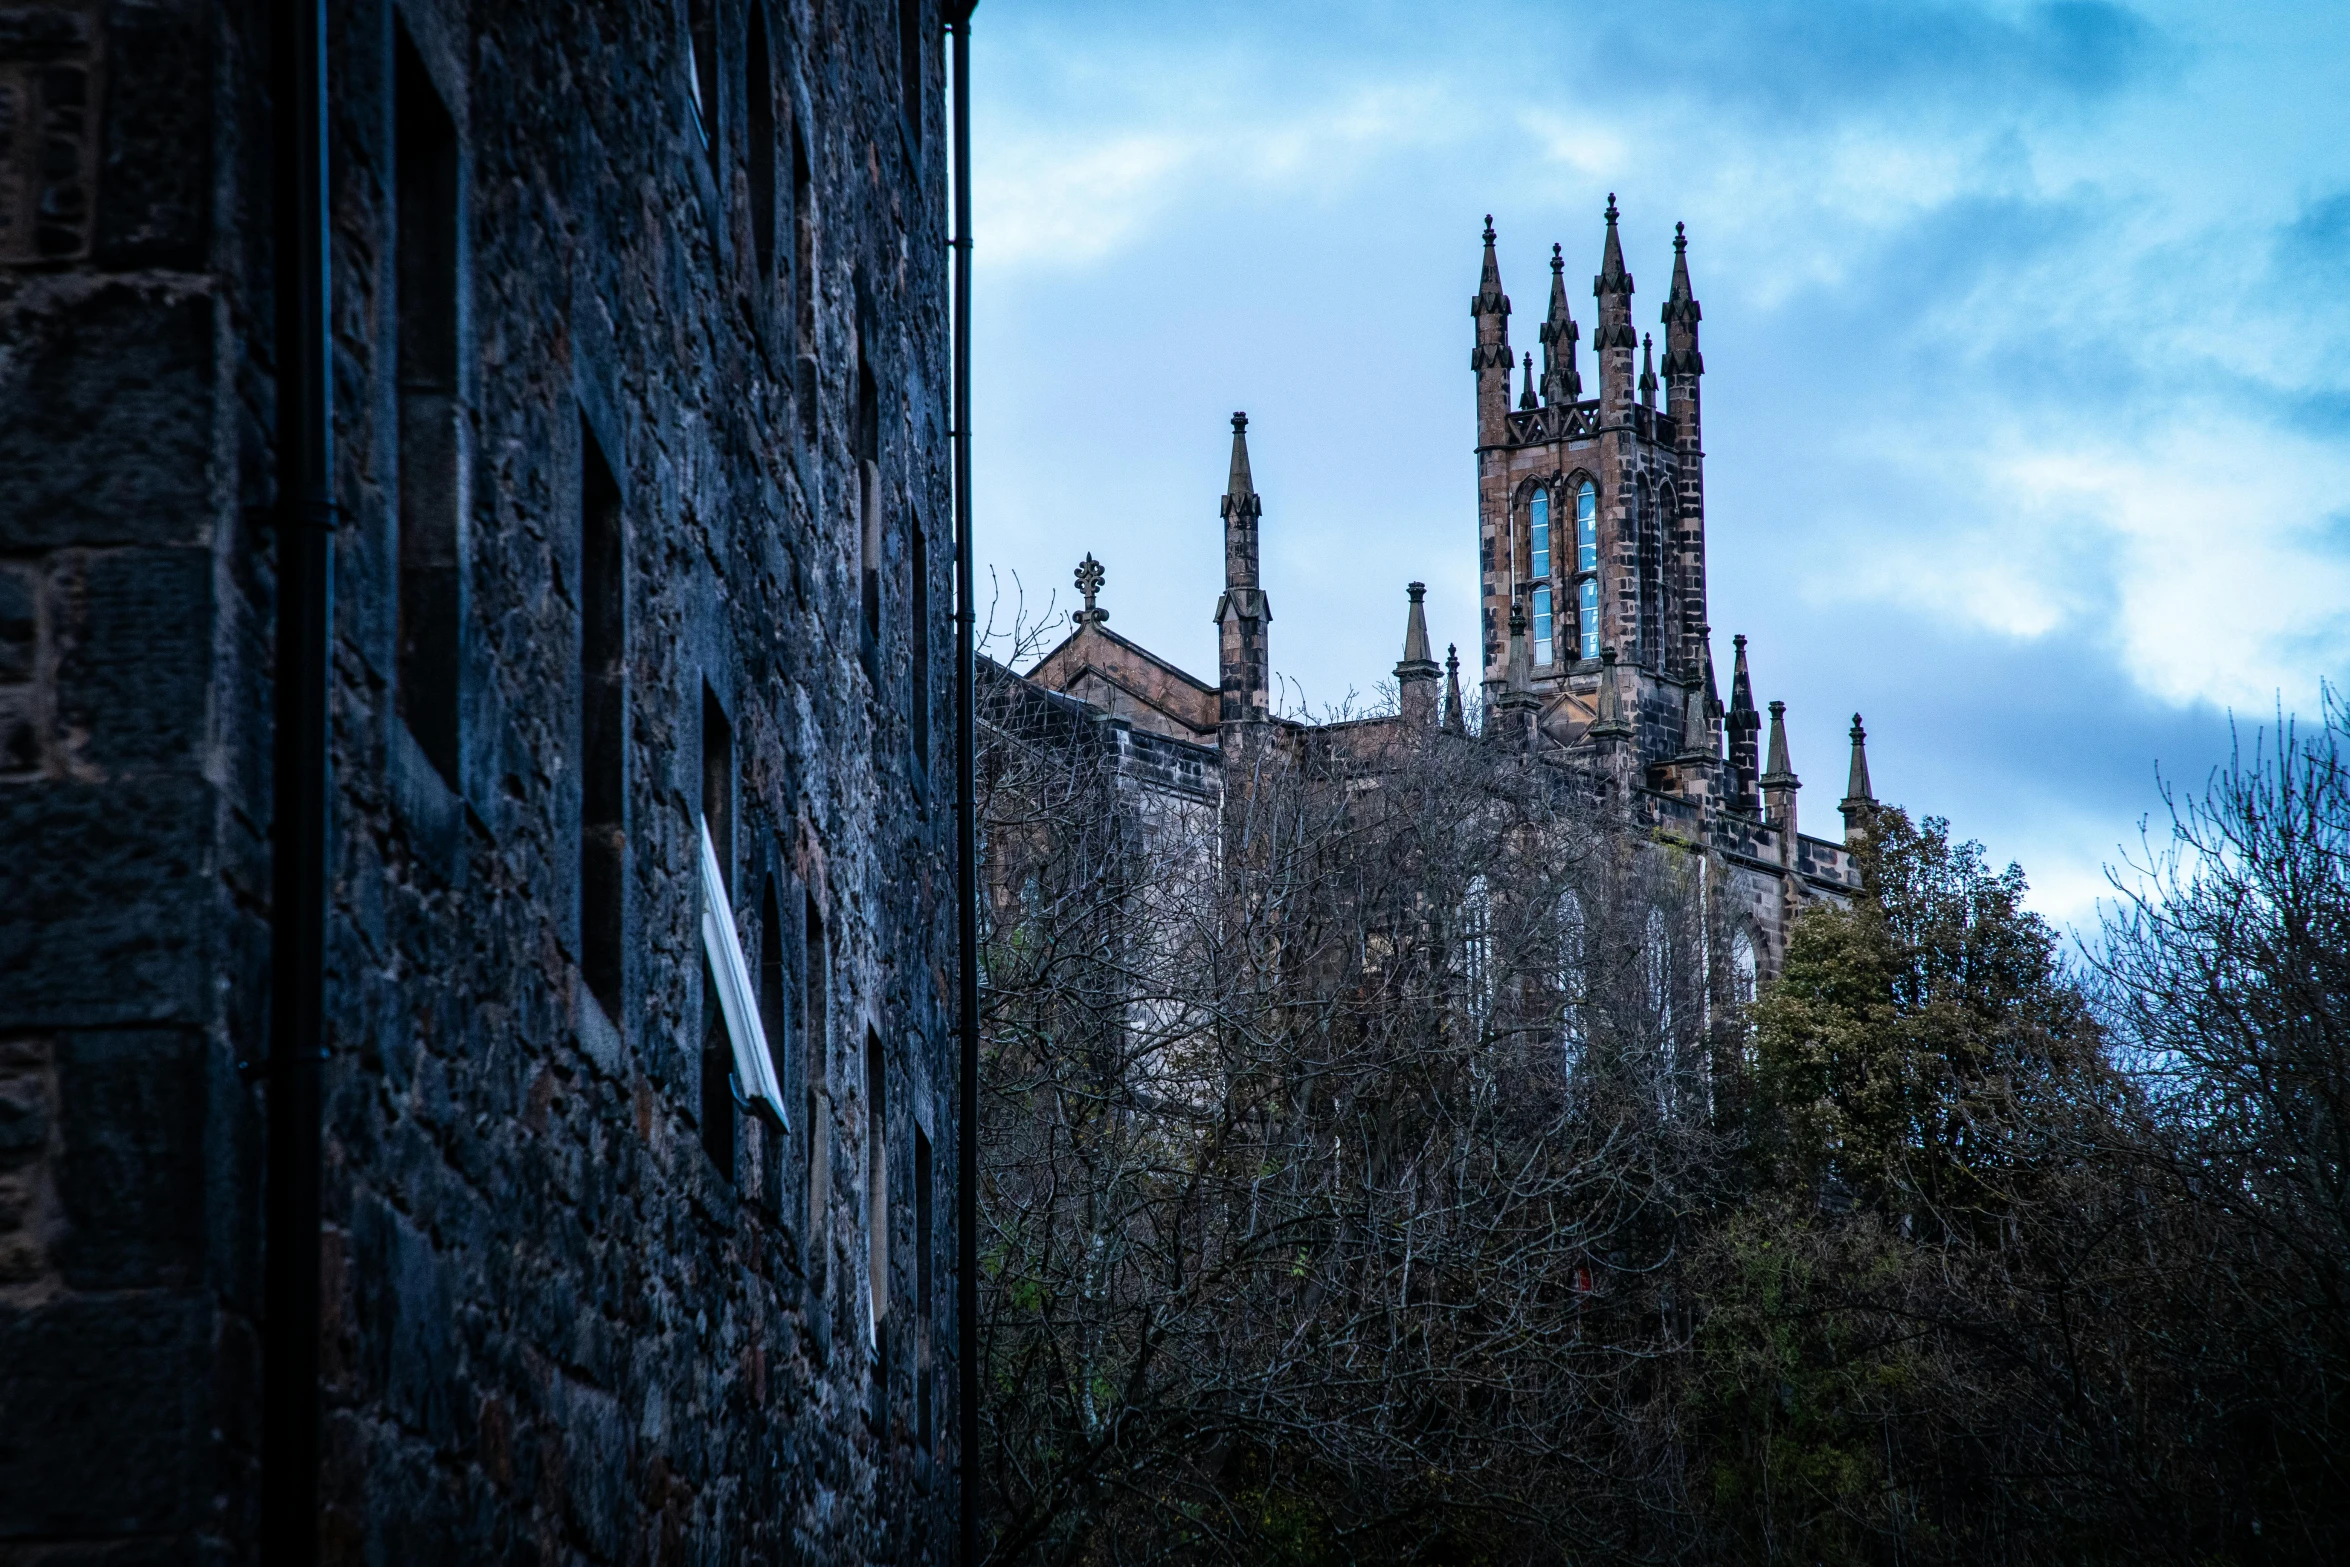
[947,2,979,1562]
[258,0,335,1559]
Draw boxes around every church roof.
[1026,620,1220,743]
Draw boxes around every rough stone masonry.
[0,0,959,1560]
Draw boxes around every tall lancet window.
[1532,586,1554,666]
[1574,480,1600,661]
[1530,489,1551,580]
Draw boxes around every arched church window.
[1558,888,1586,1073]
[1729,927,1757,1007]
[1574,480,1600,662]
[1530,489,1551,581]
[1638,482,1661,670]
[1461,875,1492,1025]
[1532,585,1554,666]
[1646,906,1677,1117]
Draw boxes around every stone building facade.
[1,1,959,1561]
[1015,201,1878,987]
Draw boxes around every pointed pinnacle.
[1845,713,1874,804]
[1222,411,1260,519]
[1596,193,1632,300]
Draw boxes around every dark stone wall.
[0,1,957,1561]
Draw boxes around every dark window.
[685,0,718,168]
[856,347,883,664]
[702,684,733,885]
[759,875,789,1210]
[792,115,818,442]
[579,421,626,1020]
[866,1027,889,1343]
[701,687,736,1178]
[909,508,929,772]
[898,0,923,146]
[1639,485,1662,670]
[805,893,830,1252]
[746,4,776,280]
[395,29,461,785]
[914,1122,934,1450]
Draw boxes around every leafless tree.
[974,662,1737,1566]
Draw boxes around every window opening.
[746,3,776,280]
[1558,889,1586,1073]
[791,114,817,440]
[898,0,923,146]
[1529,488,1550,581]
[759,876,788,1207]
[910,508,930,772]
[856,347,882,669]
[685,0,718,167]
[866,1026,889,1346]
[1461,875,1492,1026]
[915,1122,935,1451]
[580,420,626,1020]
[1532,585,1553,667]
[805,894,830,1257]
[395,29,462,786]
[1575,480,1600,662]
[1638,485,1662,670]
[701,687,737,1177]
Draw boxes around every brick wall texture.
[0,1,959,1561]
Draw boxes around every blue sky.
[962,0,2350,928]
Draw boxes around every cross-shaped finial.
[1074,553,1107,625]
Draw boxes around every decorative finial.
[1231,411,1248,434]
[1483,214,1496,242]
[1551,242,1563,271]
[1605,193,1618,222]
[1675,220,1686,249]
[1520,352,1539,410]
[1074,553,1107,625]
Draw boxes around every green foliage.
[1749,808,2107,1234]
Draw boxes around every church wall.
[0,1,958,1559]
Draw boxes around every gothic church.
[1011,200,1877,976]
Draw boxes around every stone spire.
[1661,221,1704,387]
[1519,351,1539,411]
[1661,222,1707,676]
[1471,214,1514,447]
[1726,633,1761,814]
[1442,644,1466,735]
[1761,698,1800,844]
[1839,713,1877,844]
[1493,598,1542,746]
[1592,194,1638,413]
[1638,332,1658,409]
[1214,412,1271,741]
[1397,582,1441,727]
[1588,645,1632,739]
[1539,242,1582,404]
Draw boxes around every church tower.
[1471,199,1714,769]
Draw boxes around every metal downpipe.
[947,3,980,1561]
[259,0,335,1559]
